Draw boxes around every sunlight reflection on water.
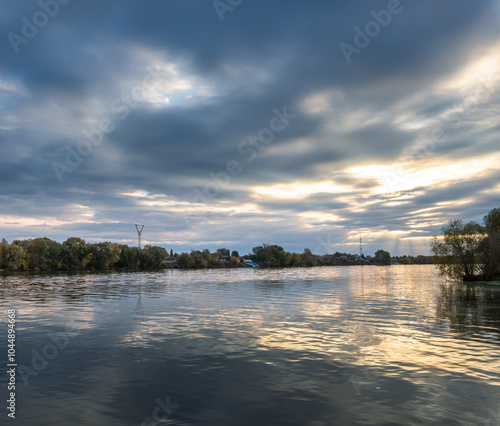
[1,265,500,425]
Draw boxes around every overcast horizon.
[1,0,500,257]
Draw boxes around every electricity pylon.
[135,224,144,248]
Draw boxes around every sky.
[1,0,499,256]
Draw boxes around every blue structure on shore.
[246,262,259,268]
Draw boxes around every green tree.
[430,220,486,281]
[4,238,63,271]
[117,245,141,270]
[0,239,9,269]
[45,238,63,270]
[252,244,289,267]
[176,253,195,269]
[62,237,89,270]
[374,249,391,265]
[231,250,239,258]
[190,250,208,268]
[88,242,115,270]
[289,252,302,267]
[208,252,220,267]
[5,245,27,271]
[300,248,317,267]
[143,245,168,269]
[111,243,122,266]
[32,238,62,271]
[27,238,50,271]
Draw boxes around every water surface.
[1,266,500,425]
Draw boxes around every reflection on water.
[436,283,500,343]
[1,266,500,425]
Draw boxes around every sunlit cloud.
[435,40,500,95]
[251,181,353,200]
[0,1,499,256]
[1,205,96,230]
[350,153,500,196]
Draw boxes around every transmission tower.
[359,234,364,258]
[135,224,144,248]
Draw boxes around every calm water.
[1,265,500,425]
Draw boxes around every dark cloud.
[0,0,499,255]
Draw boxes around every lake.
[1,265,500,425]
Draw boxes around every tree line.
[0,236,434,273]
[175,245,431,269]
[430,207,500,281]
[0,237,169,272]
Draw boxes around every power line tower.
[135,224,144,249]
[359,234,364,258]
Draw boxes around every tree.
[117,245,141,270]
[374,249,391,265]
[252,244,288,267]
[231,250,239,258]
[484,208,500,232]
[480,207,500,279]
[45,238,63,270]
[18,238,49,271]
[88,242,115,270]
[217,248,230,258]
[111,243,122,266]
[176,253,195,269]
[430,220,486,281]
[190,250,208,268]
[414,255,432,264]
[398,256,412,265]
[62,237,89,270]
[23,238,62,271]
[0,238,7,269]
[300,248,317,267]
[5,245,27,271]
[289,252,302,267]
[144,245,168,269]
[170,249,174,258]
[208,252,220,267]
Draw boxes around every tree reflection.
[436,283,500,342]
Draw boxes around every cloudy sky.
[1,0,499,256]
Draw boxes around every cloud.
[0,0,499,255]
